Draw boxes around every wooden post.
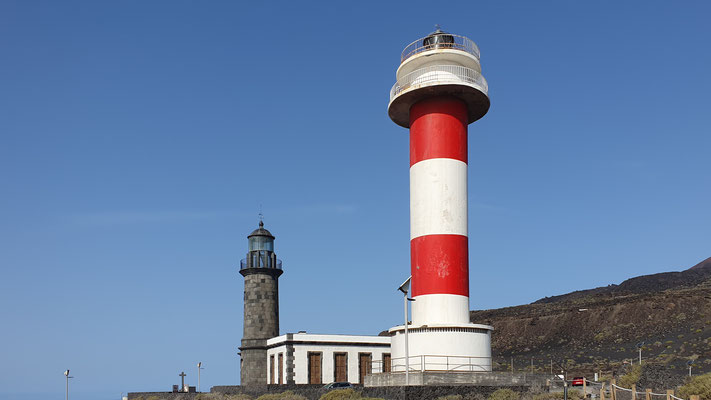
[645,389,651,400]
[666,389,673,400]
[611,379,617,400]
[690,395,700,400]
[631,384,637,400]
[600,382,606,400]
[583,378,587,397]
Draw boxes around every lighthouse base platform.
[387,323,494,373]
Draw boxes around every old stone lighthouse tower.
[239,220,283,385]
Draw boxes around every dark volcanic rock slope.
[470,257,711,376]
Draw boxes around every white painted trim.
[267,333,390,346]
[410,158,468,240]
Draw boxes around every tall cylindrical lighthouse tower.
[388,29,494,372]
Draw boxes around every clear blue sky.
[1,1,709,399]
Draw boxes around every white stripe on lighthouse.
[411,294,471,325]
[410,158,468,240]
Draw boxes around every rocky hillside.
[470,257,711,382]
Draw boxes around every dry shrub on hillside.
[227,395,254,400]
[319,388,383,400]
[618,365,642,388]
[678,372,711,399]
[197,394,252,400]
[533,389,583,400]
[320,389,360,400]
[488,389,520,400]
[256,390,308,400]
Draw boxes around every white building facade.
[266,333,391,385]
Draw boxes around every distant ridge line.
[531,255,711,305]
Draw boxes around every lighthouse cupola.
[243,220,281,271]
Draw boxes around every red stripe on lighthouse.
[410,234,469,297]
[410,97,468,166]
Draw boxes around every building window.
[334,352,348,382]
[278,353,284,384]
[382,353,391,373]
[307,352,322,384]
[358,353,372,384]
[270,355,275,384]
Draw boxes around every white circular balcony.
[390,65,488,103]
[388,64,490,128]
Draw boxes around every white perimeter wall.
[266,333,391,385]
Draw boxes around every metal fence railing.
[371,355,492,374]
[240,256,282,270]
[390,64,488,102]
[400,33,480,63]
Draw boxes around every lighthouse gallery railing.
[400,33,480,63]
[390,65,489,102]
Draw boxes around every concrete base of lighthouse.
[387,323,493,373]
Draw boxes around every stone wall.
[127,392,199,400]
[240,270,280,386]
[241,273,279,340]
[365,371,549,387]
[209,383,545,400]
[130,380,547,400]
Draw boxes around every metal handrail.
[401,33,480,63]
[240,258,282,270]
[390,64,488,102]
[371,354,492,374]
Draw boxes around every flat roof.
[266,332,391,347]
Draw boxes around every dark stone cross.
[179,371,186,389]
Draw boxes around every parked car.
[323,382,354,390]
[571,377,586,386]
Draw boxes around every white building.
[266,332,391,385]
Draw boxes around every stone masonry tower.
[239,220,283,385]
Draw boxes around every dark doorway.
[270,355,275,384]
[308,352,322,384]
[278,353,284,384]
[358,353,372,384]
[334,352,348,382]
[382,353,391,373]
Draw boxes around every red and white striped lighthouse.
[388,29,493,372]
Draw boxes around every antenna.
[258,204,264,224]
[434,24,441,31]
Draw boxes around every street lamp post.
[64,369,73,400]
[636,341,645,365]
[398,276,413,386]
[687,360,694,377]
[197,362,204,392]
[553,361,567,400]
